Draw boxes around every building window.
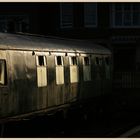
[60,3,73,28]
[0,15,29,33]
[84,3,97,27]
[111,4,140,27]
[0,60,7,85]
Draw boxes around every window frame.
[111,4,140,28]
[69,56,78,66]
[84,3,98,28]
[36,55,47,67]
[83,56,91,66]
[55,56,64,66]
[95,57,102,65]
[60,3,73,29]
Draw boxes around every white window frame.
[111,4,140,28]
[83,56,91,65]
[84,3,97,28]
[60,3,73,29]
[36,55,47,66]
[69,56,78,66]
[55,56,64,66]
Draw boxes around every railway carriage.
[0,33,112,122]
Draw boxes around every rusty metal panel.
[47,55,57,107]
[83,66,91,81]
[70,84,78,101]
[70,66,79,83]
[0,33,113,121]
[8,50,26,79]
[24,51,36,80]
[37,67,47,87]
[56,66,64,85]
[0,33,111,55]
[56,86,65,105]
[0,50,7,58]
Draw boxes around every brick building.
[34,3,140,73]
[0,2,140,88]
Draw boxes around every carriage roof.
[0,33,111,55]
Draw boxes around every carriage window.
[96,57,102,65]
[84,57,90,65]
[37,55,46,66]
[95,57,99,65]
[39,56,44,66]
[56,56,63,66]
[0,60,7,85]
[70,56,78,65]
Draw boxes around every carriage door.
[0,51,8,115]
[105,56,111,79]
[36,55,47,87]
[55,55,64,85]
[0,51,7,87]
[83,56,91,81]
[0,60,7,85]
[69,55,79,83]
[68,54,79,101]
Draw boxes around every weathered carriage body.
[0,33,112,122]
